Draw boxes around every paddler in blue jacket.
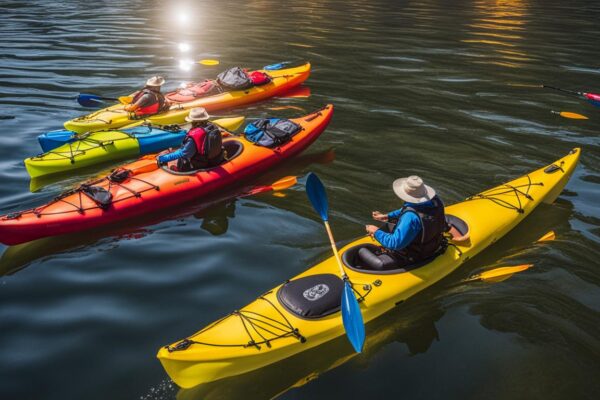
[363,176,447,269]
[157,107,224,172]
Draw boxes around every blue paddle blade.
[588,99,600,108]
[305,172,329,221]
[77,94,105,108]
[263,61,290,71]
[342,281,365,353]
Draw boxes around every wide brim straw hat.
[146,76,166,87]
[185,107,210,122]
[392,175,436,203]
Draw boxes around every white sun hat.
[146,76,166,87]
[392,175,436,203]
[185,107,210,122]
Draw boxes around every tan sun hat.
[392,175,436,203]
[185,107,210,122]
[146,75,166,87]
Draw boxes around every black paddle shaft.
[542,85,583,97]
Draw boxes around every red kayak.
[0,105,333,245]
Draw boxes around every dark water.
[1,0,599,399]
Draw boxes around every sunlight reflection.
[462,0,531,68]
[178,59,194,71]
[176,11,189,25]
[178,43,190,52]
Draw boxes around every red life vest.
[187,127,207,155]
[132,89,165,116]
[185,123,223,167]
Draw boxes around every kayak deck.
[157,148,580,388]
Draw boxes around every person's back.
[125,76,168,117]
[364,176,447,269]
[157,107,224,172]
[182,122,223,170]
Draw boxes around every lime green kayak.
[24,117,245,179]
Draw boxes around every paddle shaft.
[324,221,347,279]
[543,85,583,97]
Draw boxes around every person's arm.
[158,149,183,163]
[125,92,153,112]
[157,140,197,163]
[373,212,421,250]
[387,208,404,219]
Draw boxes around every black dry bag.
[216,67,253,90]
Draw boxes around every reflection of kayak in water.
[158,148,580,389]
[0,105,333,246]
[63,63,311,134]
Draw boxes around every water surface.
[1,1,599,399]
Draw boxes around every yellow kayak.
[64,63,311,134]
[158,148,580,388]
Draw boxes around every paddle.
[464,264,532,283]
[537,230,555,242]
[305,172,365,353]
[198,59,220,66]
[462,230,555,284]
[77,93,133,108]
[245,176,297,196]
[542,85,600,108]
[551,111,588,120]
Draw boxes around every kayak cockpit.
[161,140,244,175]
[342,215,470,274]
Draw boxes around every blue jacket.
[158,138,197,163]
[374,200,436,251]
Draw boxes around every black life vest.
[393,196,447,262]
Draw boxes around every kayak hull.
[63,63,311,134]
[0,106,333,245]
[157,148,580,388]
[25,117,245,179]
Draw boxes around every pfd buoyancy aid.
[132,89,166,116]
[185,123,223,168]
[392,196,447,263]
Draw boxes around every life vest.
[132,89,166,116]
[185,123,223,168]
[392,196,447,262]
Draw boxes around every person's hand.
[372,211,388,222]
[365,225,379,236]
[156,156,164,167]
[124,104,134,112]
